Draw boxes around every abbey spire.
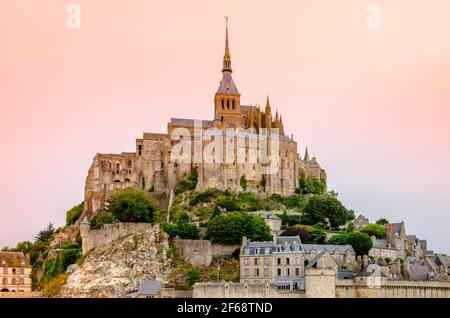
[222,17,232,73]
[214,17,242,127]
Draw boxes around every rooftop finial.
[222,17,232,73]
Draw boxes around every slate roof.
[372,239,395,249]
[406,257,433,280]
[241,236,303,256]
[306,250,337,270]
[138,280,161,295]
[216,71,240,95]
[303,244,355,255]
[0,252,31,268]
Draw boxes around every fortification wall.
[0,292,42,298]
[193,282,305,298]
[175,240,240,266]
[336,279,450,298]
[81,222,153,254]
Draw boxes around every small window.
[277,258,281,265]
[138,145,142,156]
[227,100,230,109]
[255,269,259,277]
[232,100,235,110]
[221,100,224,109]
[277,268,281,276]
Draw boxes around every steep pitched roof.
[0,252,31,268]
[303,244,355,255]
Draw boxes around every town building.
[0,252,32,292]
[240,236,305,291]
[369,237,400,261]
[240,235,357,291]
[352,214,369,230]
[249,212,282,236]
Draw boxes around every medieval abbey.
[83,20,326,216]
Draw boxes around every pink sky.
[1,0,450,252]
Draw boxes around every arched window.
[232,100,235,110]
[221,100,224,109]
[115,163,121,171]
[227,100,230,109]
[127,160,132,169]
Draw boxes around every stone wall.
[80,222,153,255]
[175,240,240,266]
[193,282,305,298]
[0,291,42,298]
[335,279,450,298]
[305,269,336,298]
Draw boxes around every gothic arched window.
[221,100,224,109]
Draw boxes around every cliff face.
[61,225,172,298]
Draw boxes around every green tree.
[107,187,156,223]
[346,232,373,256]
[375,218,389,226]
[34,223,56,244]
[302,195,354,229]
[327,234,348,245]
[206,212,272,244]
[66,202,84,226]
[91,211,118,229]
[361,224,386,239]
[280,225,311,243]
[240,175,248,191]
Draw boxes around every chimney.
[272,233,278,246]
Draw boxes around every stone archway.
[0,288,9,292]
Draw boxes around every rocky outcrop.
[61,224,172,298]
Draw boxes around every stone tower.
[214,17,243,129]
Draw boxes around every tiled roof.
[0,252,31,268]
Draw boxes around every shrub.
[43,274,67,298]
[107,187,156,223]
[189,188,223,206]
[346,232,373,256]
[206,212,272,244]
[216,197,240,212]
[236,192,261,212]
[66,202,84,226]
[91,211,117,229]
[187,267,200,286]
[327,233,348,245]
[175,168,198,194]
[161,222,199,240]
[240,175,248,191]
[361,224,386,239]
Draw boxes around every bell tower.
[214,17,243,129]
